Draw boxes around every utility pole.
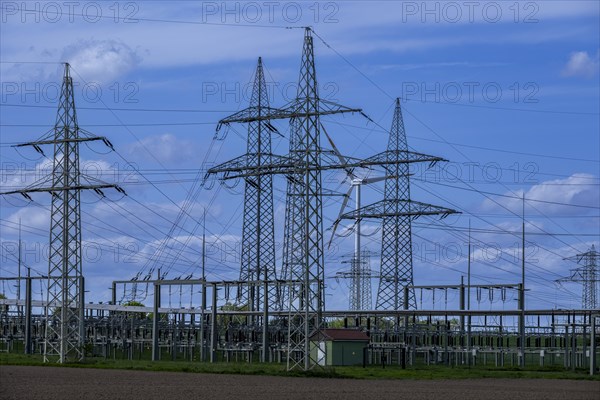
[467,219,472,365]
[519,194,526,367]
[24,268,32,354]
[354,182,362,309]
[17,219,22,314]
[200,208,207,361]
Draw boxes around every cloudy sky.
[0,1,598,312]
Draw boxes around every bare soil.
[1,365,598,400]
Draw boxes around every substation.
[0,28,598,374]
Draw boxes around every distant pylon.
[1,63,122,363]
[336,250,374,310]
[558,245,599,309]
[355,252,373,310]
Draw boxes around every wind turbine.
[322,126,391,310]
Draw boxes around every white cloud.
[481,173,599,216]
[127,133,199,165]
[0,159,53,190]
[3,207,50,236]
[61,39,142,83]
[562,51,600,78]
[1,0,597,78]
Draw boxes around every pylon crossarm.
[279,97,362,119]
[338,199,459,221]
[362,150,446,167]
[217,106,288,127]
[556,270,586,283]
[1,184,124,197]
[210,152,418,181]
[14,136,108,148]
[207,153,292,176]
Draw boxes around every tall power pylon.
[558,245,599,309]
[281,28,327,371]
[281,28,365,370]
[336,99,458,311]
[210,28,363,370]
[1,63,121,363]
[208,57,280,362]
[208,58,280,310]
[239,58,278,313]
[211,58,279,312]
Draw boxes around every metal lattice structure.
[230,58,279,312]
[558,245,599,310]
[206,59,282,362]
[280,116,304,311]
[353,252,373,311]
[45,64,85,363]
[209,28,363,370]
[337,99,458,311]
[281,28,367,370]
[282,28,327,371]
[1,63,120,363]
[336,251,373,311]
[379,99,418,310]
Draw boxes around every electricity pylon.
[209,28,364,370]
[281,28,367,371]
[336,250,375,311]
[1,63,122,363]
[558,245,599,309]
[239,58,278,313]
[335,98,458,311]
[212,58,279,312]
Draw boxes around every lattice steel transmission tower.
[239,58,278,312]
[209,57,279,311]
[207,57,281,362]
[558,245,599,309]
[210,28,363,370]
[213,58,279,312]
[336,251,373,310]
[281,28,327,371]
[1,63,121,363]
[336,98,458,311]
[281,28,365,370]
[353,252,373,310]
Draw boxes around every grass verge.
[1,352,598,380]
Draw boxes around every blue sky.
[1,1,599,312]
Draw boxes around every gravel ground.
[1,366,598,400]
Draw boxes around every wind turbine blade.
[327,220,341,249]
[321,123,355,179]
[361,175,390,184]
[339,185,353,213]
[327,186,353,249]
